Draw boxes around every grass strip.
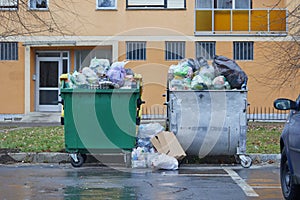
[0,122,284,154]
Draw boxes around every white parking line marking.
[162,174,229,177]
[224,168,259,197]
[252,186,281,189]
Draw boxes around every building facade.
[0,0,299,116]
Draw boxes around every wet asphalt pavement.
[0,163,283,200]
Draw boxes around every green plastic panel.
[61,88,139,153]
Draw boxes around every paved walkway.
[0,112,61,126]
[20,112,60,123]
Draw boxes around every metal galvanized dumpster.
[60,88,141,167]
[167,89,252,168]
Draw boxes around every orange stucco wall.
[2,41,298,114]
[0,0,298,114]
[253,0,286,8]
[61,1,194,37]
[0,44,25,114]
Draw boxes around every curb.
[0,122,61,127]
[249,154,281,164]
[0,152,281,165]
[1,153,70,164]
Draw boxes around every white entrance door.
[36,52,69,112]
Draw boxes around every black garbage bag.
[195,57,209,68]
[187,58,198,72]
[125,68,134,76]
[213,55,248,89]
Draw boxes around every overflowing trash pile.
[168,55,248,91]
[132,123,186,170]
[62,58,141,89]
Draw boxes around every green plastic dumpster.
[60,88,141,167]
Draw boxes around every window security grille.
[165,41,185,60]
[233,42,254,60]
[196,41,216,60]
[126,42,146,60]
[0,42,18,60]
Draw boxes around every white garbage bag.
[151,153,178,170]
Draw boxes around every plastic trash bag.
[170,77,184,90]
[213,55,248,89]
[89,58,110,76]
[89,57,110,70]
[195,57,209,68]
[183,78,192,90]
[125,68,134,76]
[178,58,198,73]
[110,61,128,70]
[138,123,164,139]
[151,153,178,170]
[212,76,231,90]
[82,67,98,84]
[168,64,178,80]
[173,62,193,78]
[107,61,128,87]
[191,74,212,90]
[198,64,215,80]
[137,138,153,150]
[131,147,148,168]
[168,64,178,74]
[70,71,88,87]
[173,64,189,77]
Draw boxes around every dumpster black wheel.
[81,154,87,162]
[70,153,85,168]
[240,155,252,168]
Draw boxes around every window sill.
[126,59,147,61]
[28,8,49,11]
[0,8,18,11]
[126,7,186,10]
[165,59,183,61]
[194,31,288,37]
[96,7,118,11]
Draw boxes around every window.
[233,42,253,60]
[196,42,215,60]
[196,0,251,9]
[165,41,185,60]
[29,0,48,10]
[97,0,117,9]
[75,48,112,71]
[126,42,146,60]
[127,0,185,9]
[196,0,212,8]
[0,42,18,60]
[235,0,250,9]
[216,0,251,9]
[0,0,18,10]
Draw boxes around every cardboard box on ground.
[132,123,186,170]
[150,131,186,160]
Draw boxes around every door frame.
[35,51,69,112]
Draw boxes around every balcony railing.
[195,8,288,36]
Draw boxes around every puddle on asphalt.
[64,186,137,200]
